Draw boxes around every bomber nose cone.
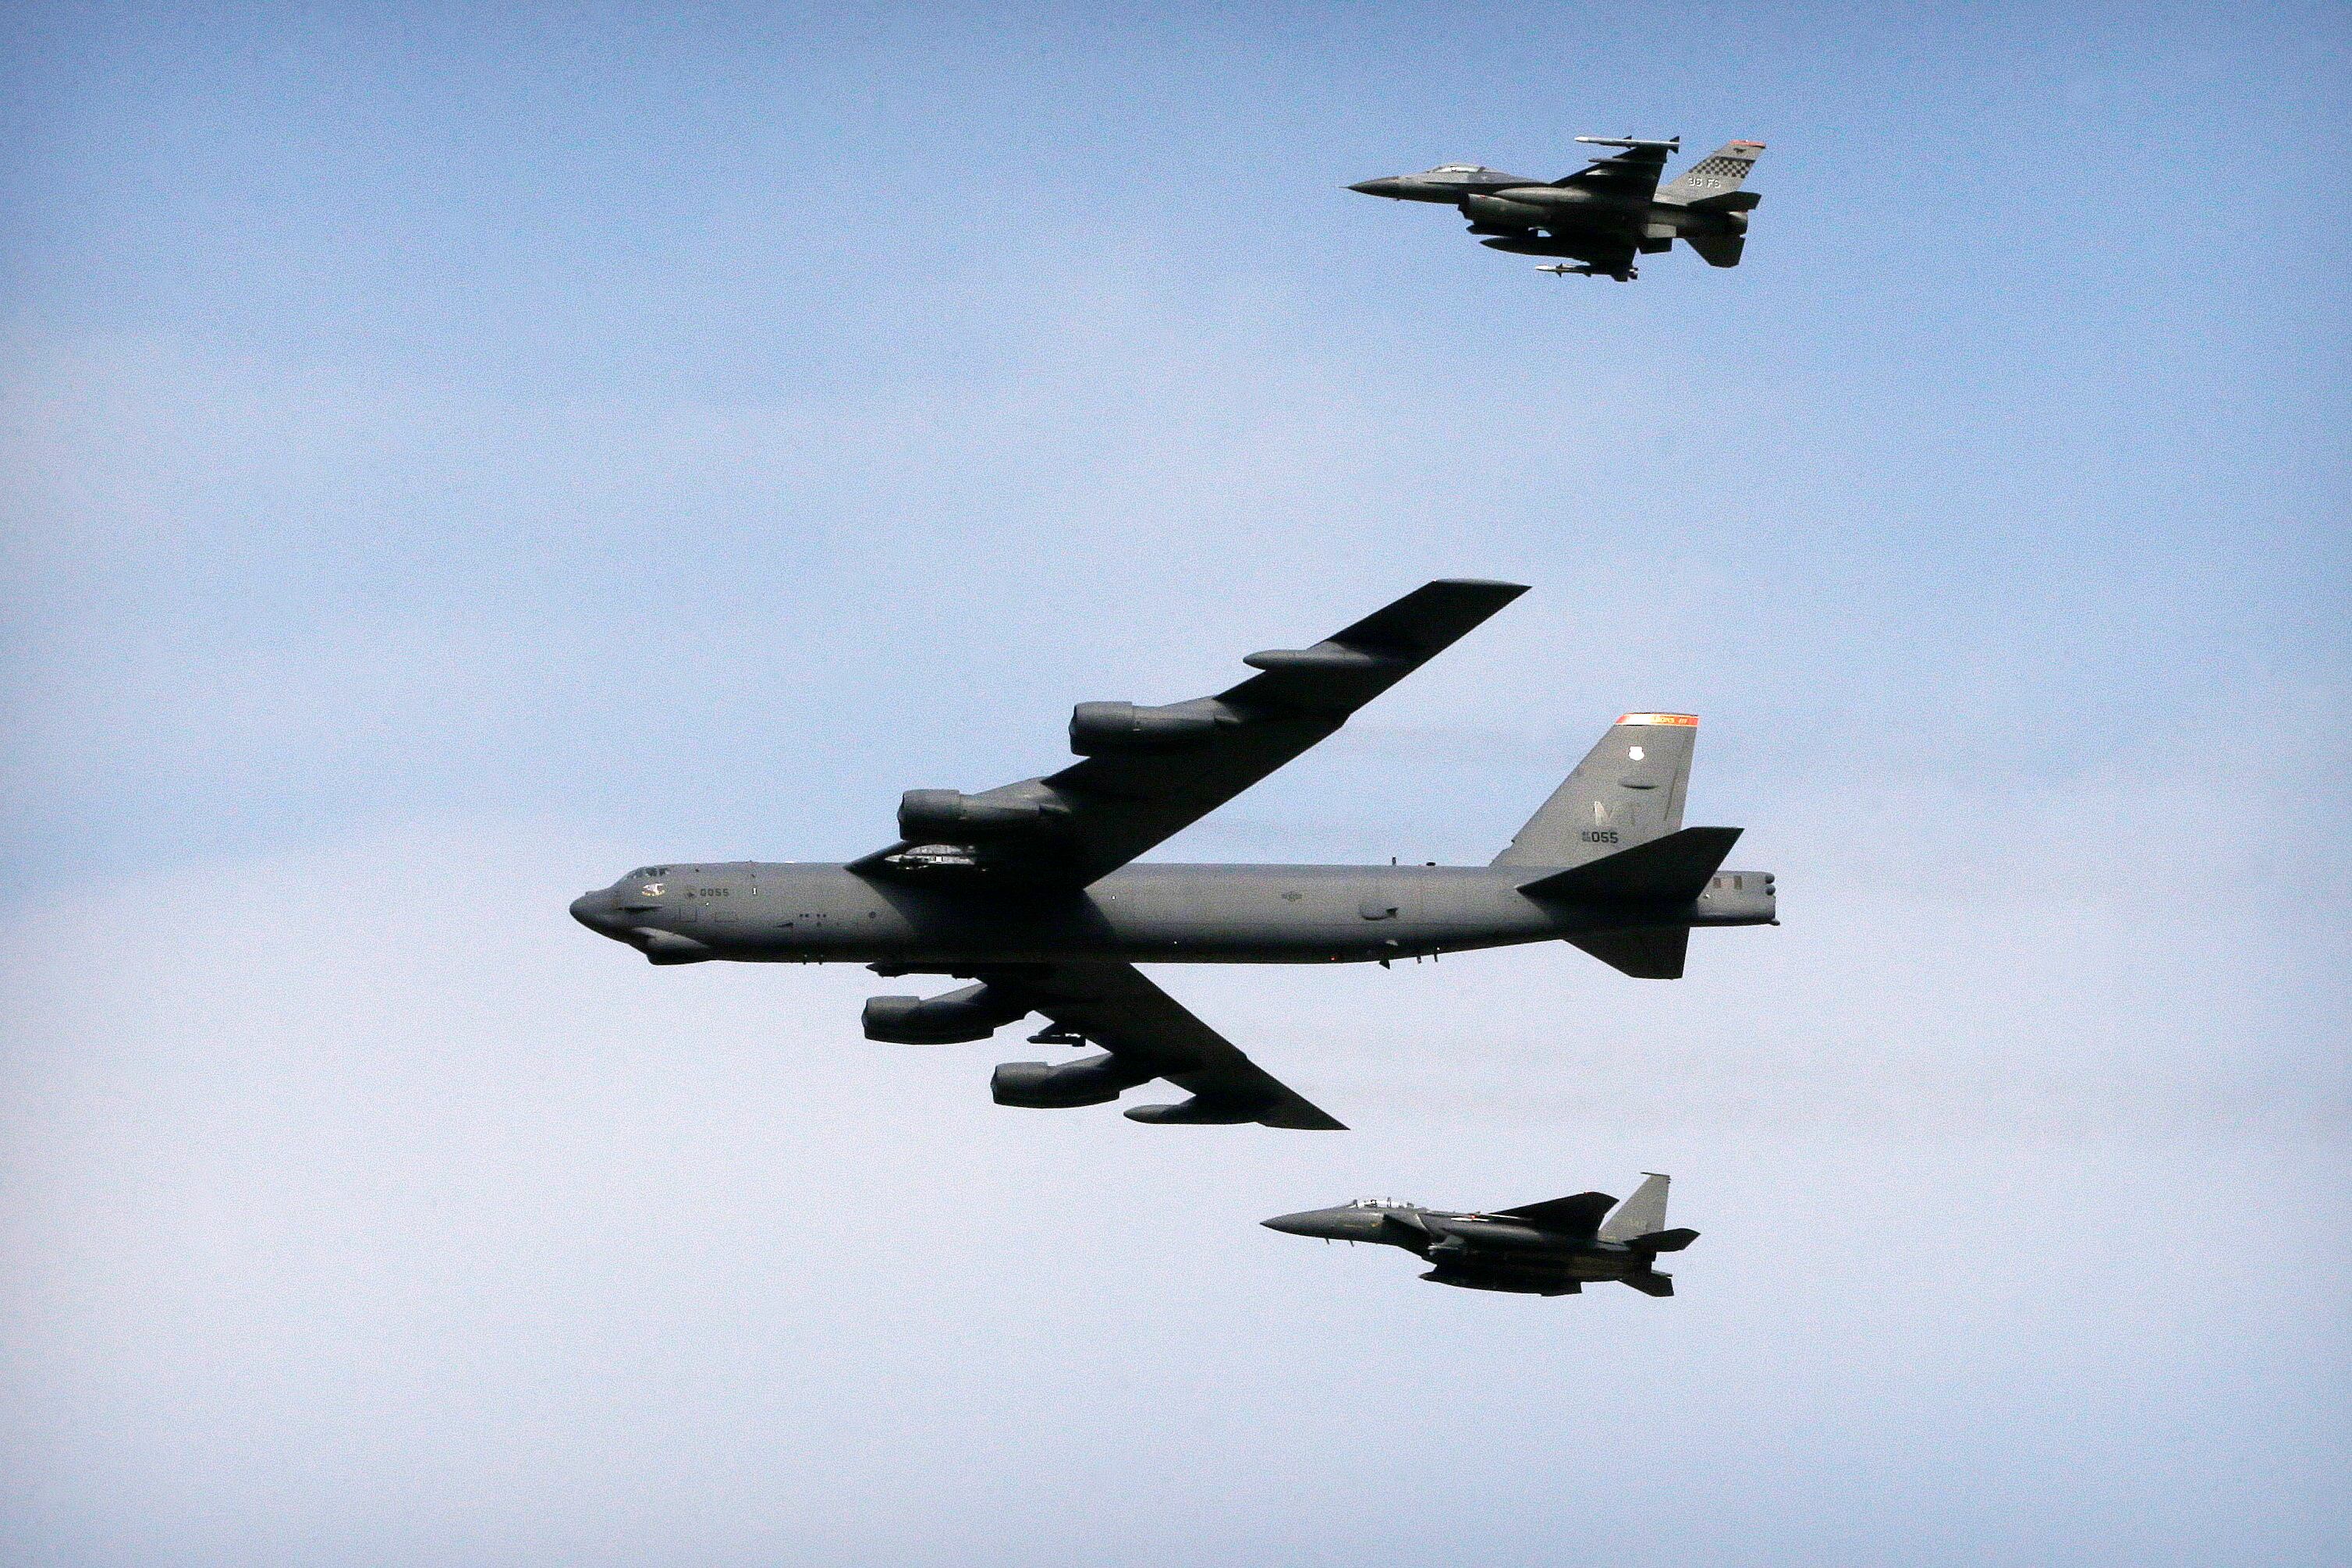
[570,891,613,931]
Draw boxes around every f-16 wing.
[977,961,1346,1130]
[1554,136,1677,202]
[850,579,1527,890]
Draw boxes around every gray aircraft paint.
[1350,137,1765,281]
[1263,1174,1697,1296]
[572,581,1776,1128]
[574,857,1772,965]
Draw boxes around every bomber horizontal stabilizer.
[1565,927,1689,979]
[1518,825,1740,906]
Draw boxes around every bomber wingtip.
[1430,576,1531,594]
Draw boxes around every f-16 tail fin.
[1658,140,1765,205]
[1598,1172,1671,1242]
[1493,714,1699,869]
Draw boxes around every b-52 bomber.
[1264,1174,1696,1297]
[1350,136,1764,281]
[570,581,1776,1130]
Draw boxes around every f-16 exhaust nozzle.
[863,981,1031,1045]
[992,1052,1157,1109]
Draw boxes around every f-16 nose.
[1348,177,1404,197]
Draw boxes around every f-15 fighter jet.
[570,582,1776,1130]
[1350,137,1765,281]
[1264,1174,1696,1296]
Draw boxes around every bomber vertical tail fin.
[1493,715,1698,868]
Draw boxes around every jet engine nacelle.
[1067,700,1224,755]
[991,1052,1157,1109]
[863,981,1031,1045]
[897,788,1065,841]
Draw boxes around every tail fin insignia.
[1658,140,1765,205]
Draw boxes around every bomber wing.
[976,961,1346,1130]
[850,579,1527,890]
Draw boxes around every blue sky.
[3,5,2347,1565]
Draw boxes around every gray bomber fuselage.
[570,859,1776,968]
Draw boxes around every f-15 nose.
[1262,1210,1332,1236]
[1348,176,1405,197]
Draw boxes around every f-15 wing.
[850,579,1527,891]
[975,961,1346,1130]
[1554,136,1678,202]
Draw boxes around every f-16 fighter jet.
[570,582,1776,1130]
[1264,1175,1696,1297]
[1350,137,1765,281]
